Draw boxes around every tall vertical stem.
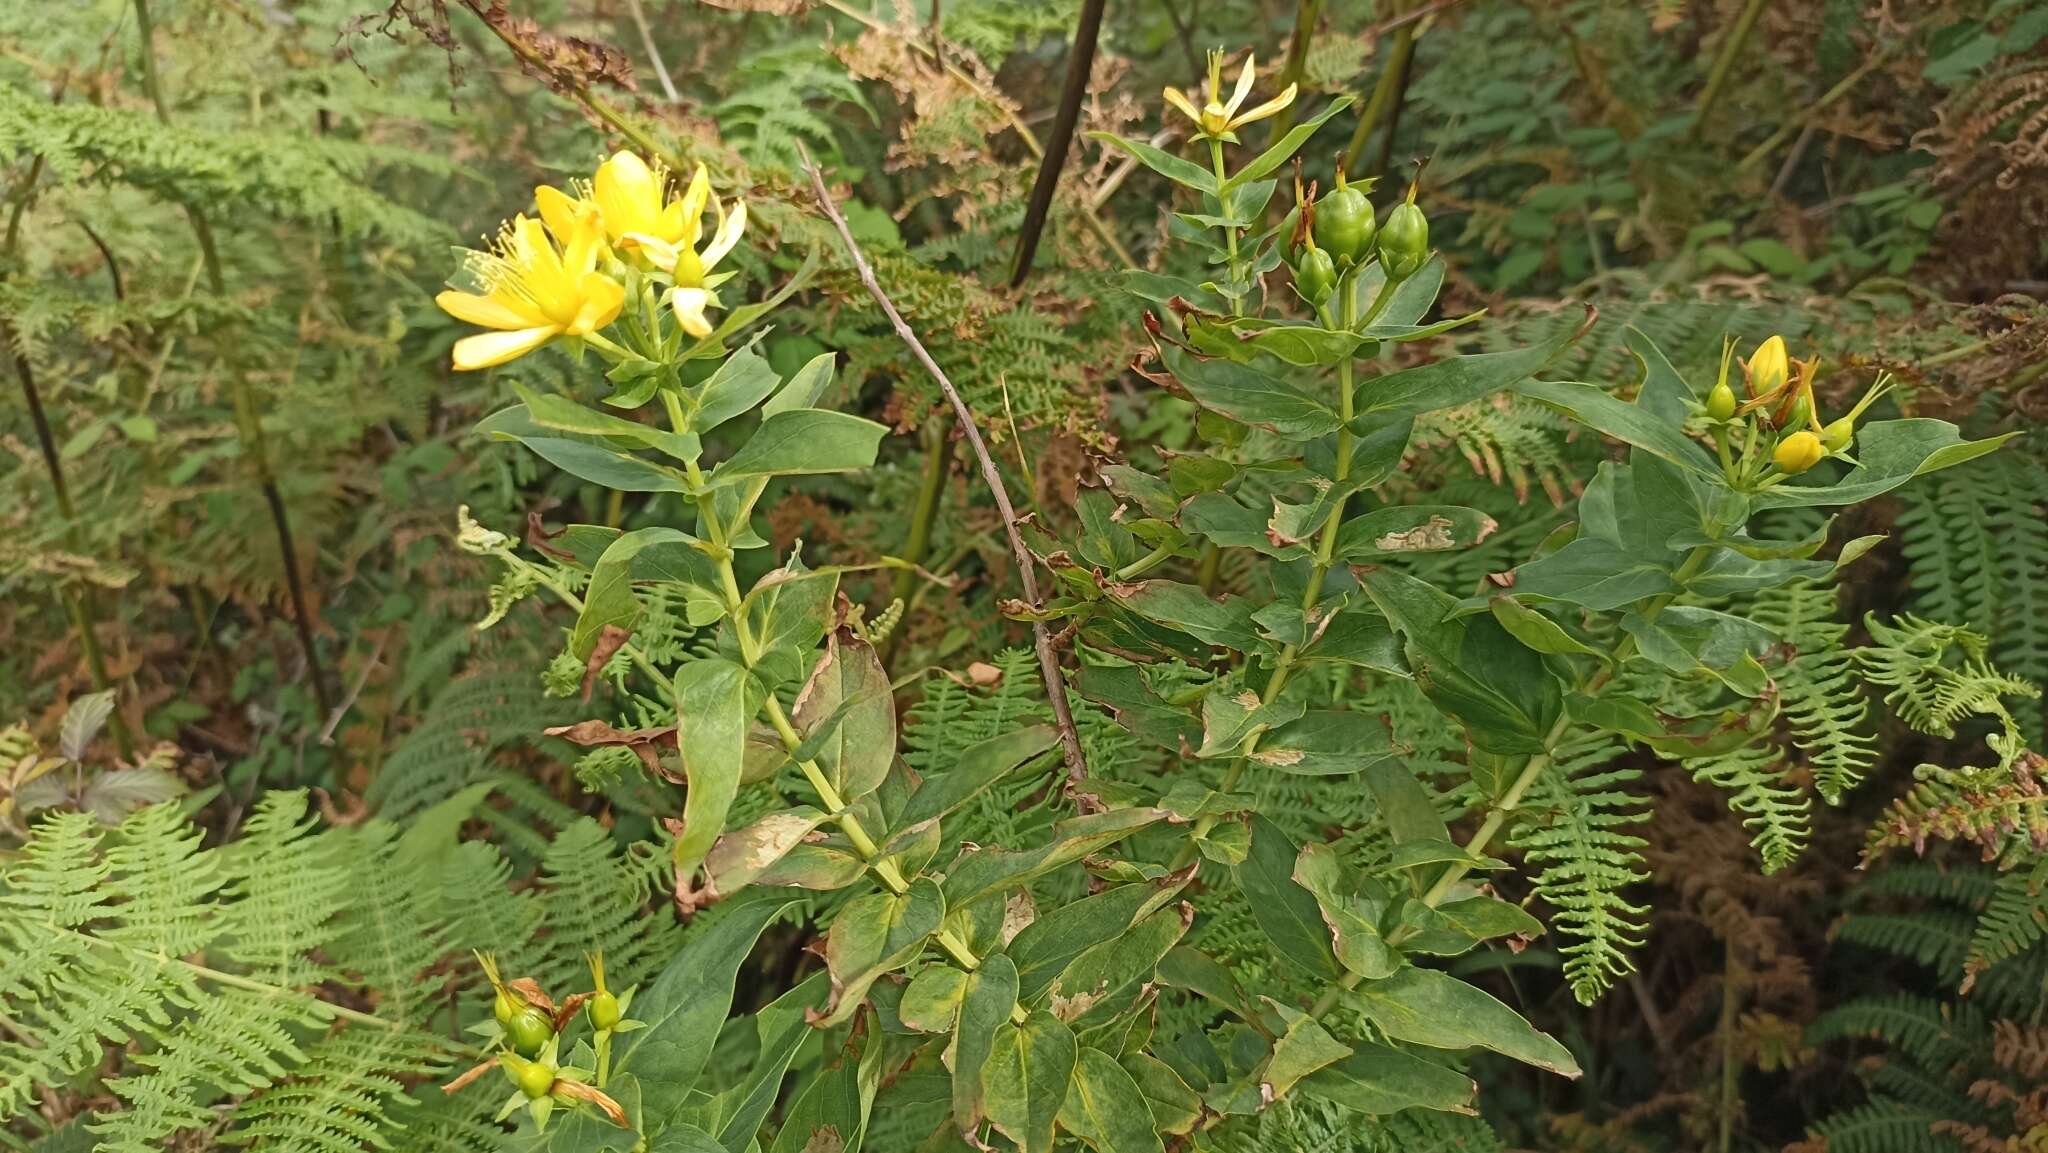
[1690,0,1769,140]
[1342,18,1416,174]
[134,0,332,715]
[880,412,953,669]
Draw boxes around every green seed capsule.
[588,991,621,1032]
[502,1054,556,1099]
[1820,416,1854,453]
[1313,174,1375,266]
[1706,380,1737,422]
[1293,245,1337,307]
[1378,196,1428,280]
[507,1007,554,1057]
[493,989,521,1028]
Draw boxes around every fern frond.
[1809,994,1984,1070]
[216,792,353,988]
[1797,1100,1966,1153]
[1684,741,1811,873]
[1512,736,1649,1004]
[223,1026,459,1153]
[1749,579,1878,802]
[1967,858,2048,982]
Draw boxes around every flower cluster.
[437,152,748,370]
[1702,333,1895,481]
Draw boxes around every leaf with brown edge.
[545,719,679,781]
[580,623,633,701]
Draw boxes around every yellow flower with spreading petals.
[436,211,624,371]
[614,163,748,338]
[1163,50,1297,143]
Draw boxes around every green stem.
[881,413,952,668]
[1261,0,1324,145]
[1113,543,1178,582]
[1210,138,1243,313]
[81,932,395,1030]
[1342,19,1416,174]
[1689,0,1769,140]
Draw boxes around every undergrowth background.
[3,0,2046,1151]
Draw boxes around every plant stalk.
[881,412,953,669]
[1690,0,1769,140]
[1008,0,1106,287]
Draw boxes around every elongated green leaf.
[697,807,831,905]
[1235,815,1342,978]
[941,808,1166,907]
[1292,843,1397,979]
[1751,419,2017,508]
[1101,580,1266,652]
[1045,904,1191,1029]
[1335,506,1498,560]
[1155,343,1342,439]
[714,972,830,1151]
[791,627,896,804]
[673,658,754,875]
[1058,1047,1162,1153]
[1510,536,1677,611]
[1086,131,1218,195]
[1353,321,1581,420]
[1516,378,1722,477]
[1363,761,1451,845]
[1251,711,1399,775]
[766,1038,868,1153]
[688,343,783,434]
[1010,870,1194,1002]
[819,878,946,1027]
[1348,966,1581,1076]
[1488,596,1607,661]
[1119,1054,1200,1135]
[883,727,1059,852]
[572,527,697,659]
[950,954,1020,1139]
[1226,96,1353,189]
[1296,1042,1478,1115]
[982,1011,1078,1153]
[616,892,799,1114]
[513,386,699,460]
[1356,567,1563,754]
[708,409,887,488]
[512,435,690,492]
[762,351,838,418]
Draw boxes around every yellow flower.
[1163,50,1297,143]
[1773,430,1827,475]
[436,212,624,371]
[591,151,690,247]
[1744,335,1789,400]
[614,164,748,338]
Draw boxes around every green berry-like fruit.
[493,989,521,1028]
[1377,190,1428,280]
[1293,245,1337,307]
[502,1054,556,1099]
[506,1007,554,1057]
[1706,380,1737,422]
[1820,416,1854,453]
[588,991,621,1032]
[1313,173,1375,266]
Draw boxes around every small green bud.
[502,1054,556,1100]
[493,989,521,1028]
[1820,416,1854,454]
[1377,184,1428,280]
[1293,245,1337,307]
[1706,380,1737,422]
[1313,170,1376,266]
[506,1007,554,1057]
[588,991,621,1032]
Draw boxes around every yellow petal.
[1228,84,1297,130]
[437,289,542,331]
[677,165,711,249]
[672,286,714,338]
[534,184,585,242]
[452,326,559,370]
[701,199,747,271]
[594,151,661,240]
[1161,87,1203,126]
[566,272,625,336]
[619,231,679,273]
[1226,55,1256,117]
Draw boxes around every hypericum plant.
[423,53,2021,1151]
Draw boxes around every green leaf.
[950,954,1021,1139]
[1187,315,1364,367]
[982,1011,1078,1153]
[513,386,699,460]
[1155,343,1342,439]
[1101,579,1266,652]
[1488,597,1607,661]
[616,892,799,1114]
[1261,1003,1354,1100]
[1057,1047,1163,1153]
[1356,567,1563,754]
[1086,131,1218,195]
[792,627,896,804]
[495,432,690,492]
[1196,684,1304,758]
[1347,966,1581,1077]
[1234,815,1343,979]
[1225,96,1353,190]
[762,352,838,418]
[1363,760,1452,845]
[819,878,947,1027]
[708,409,888,488]
[882,727,1059,852]
[672,658,754,875]
[1509,536,1677,610]
[1010,871,1195,1003]
[697,807,832,904]
[1516,378,1722,477]
[1044,904,1191,1030]
[1353,320,1582,420]
[1296,1043,1478,1115]
[765,1037,868,1153]
[899,965,969,1033]
[1751,420,2017,508]
[714,973,829,1150]
[572,527,698,659]
[1292,843,1397,979]
[686,343,783,434]
[1250,711,1400,776]
[1567,692,1773,759]
[1118,1054,1201,1135]
[941,808,1165,908]
[1335,506,1499,560]
[1073,665,1203,753]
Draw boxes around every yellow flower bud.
[1773,430,1827,475]
[1746,335,1789,399]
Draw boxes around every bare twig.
[1009,0,1105,287]
[620,0,679,104]
[319,633,387,745]
[800,148,1091,786]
